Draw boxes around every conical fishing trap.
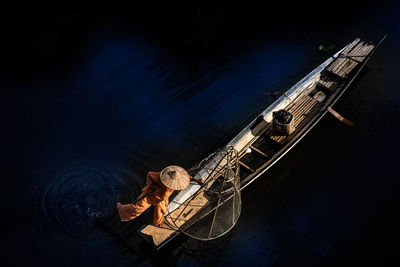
[165,145,241,241]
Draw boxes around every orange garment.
[117,172,174,225]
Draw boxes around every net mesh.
[165,145,241,241]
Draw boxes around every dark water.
[3,1,400,266]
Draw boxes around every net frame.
[165,145,241,241]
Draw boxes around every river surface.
[3,2,400,266]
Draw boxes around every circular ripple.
[40,167,138,239]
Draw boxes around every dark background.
[2,0,399,266]
[1,0,387,76]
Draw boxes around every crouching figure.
[117,165,203,226]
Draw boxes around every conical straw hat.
[160,165,191,190]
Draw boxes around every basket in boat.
[272,110,295,136]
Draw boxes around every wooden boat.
[138,36,386,249]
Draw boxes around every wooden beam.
[249,145,268,158]
[327,107,354,126]
[239,161,255,172]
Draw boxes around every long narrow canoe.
[138,35,386,249]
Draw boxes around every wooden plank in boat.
[339,60,356,77]
[335,59,348,73]
[347,40,364,55]
[330,40,368,76]
[344,38,361,54]
[334,56,350,72]
[284,95,311,118]
[339,48,371,78]
[328,59,344,76]
[345,56,362,63]
[354,43,368,57]
[345,42,365,59]
[318,78,342,93]
[292,96,317,118]
[138,191,209,248]
[291,95,316,118]
[335,49,358,74]
[345,42,371,61]
[328,38,361,72]
[317,80,332,89]
[249,145,269,158]
[287,95,310,116]
[293,101,319,126]
[327,58,342,73]
[293,101,318,124]
[361,44,375,58]
[333,57,356,78]
[329,38,363,71]
[239,160,255,172]
[337,43,375,78]
[286,94,309,113]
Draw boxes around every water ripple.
[38,167,138,241]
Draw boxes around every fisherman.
[117,165,203,226]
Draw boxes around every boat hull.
[137,35,386,249]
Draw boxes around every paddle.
[327,107,354,127]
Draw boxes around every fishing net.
[165,145,241,241]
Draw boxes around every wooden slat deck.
[327,40,375,78]
[317,77,343,92]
